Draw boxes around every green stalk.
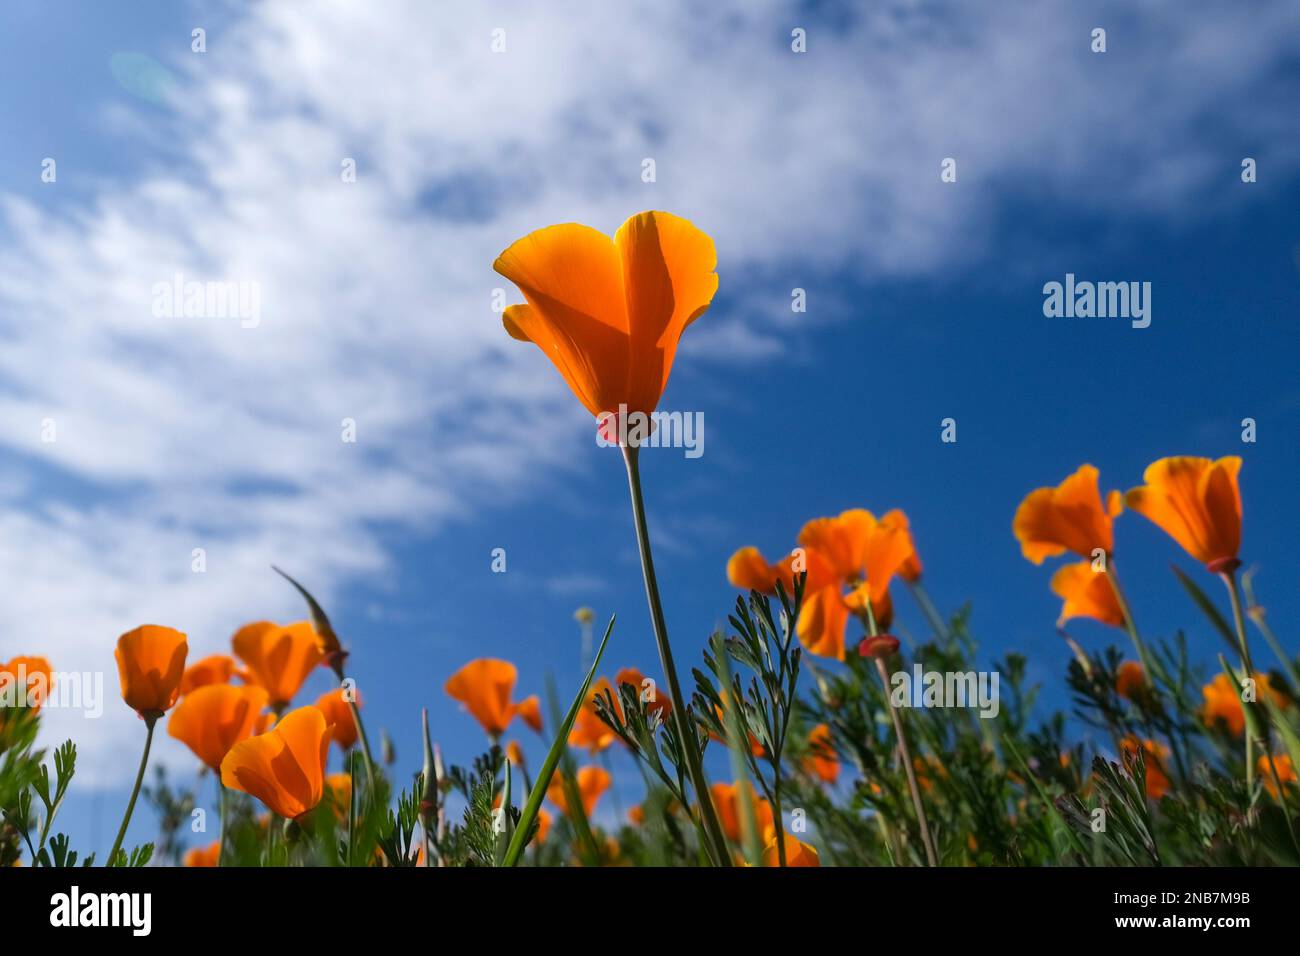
[1220,571,1257,790]
[621,445,731,866]
[1103,562,1157,681]
[217,781,228,867]
[106,715,156,866]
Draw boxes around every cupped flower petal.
[444,658,518,737]
[546,765,611,818]
[116,625,188,717]
[220,705,332,821]
[1014,464,1121,564]
[232,621,324,710]
[314,687,360,750]
[1125,456,1242,568]
[179,653,247,695]
[168,683,269,771]
[1050,561,1125,628]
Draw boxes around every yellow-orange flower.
[547,766,611,818]
[726,547,797,595]
[494,211,718,419]
[516,695,543,733]
[762,833,820,867]
[535,808,553,845]
[506,740,525,766]
[178,654,247,695]
[325,773,353,820]
[1,656,53,713]
[184,841,221,867]
[803,723,840,784]
[614,667,672,721]
[569,677,619,753]
[1115,661,1146,701]
[1259,754,1297,798]
[795,509,912,660]
[220,705,332,821]
[1125,456,1242,569]
[444,658,520,738]
[167,683,269,771]
[313,687,360,750]
[1201,672,1285,737]
[1014,464,1123,564]
[710,781,774,843]
[1119,736,1171,800]
[1050,561,1125,628]
[232,621,323,709]
[116,625,188,717]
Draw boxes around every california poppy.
[726,547,797,595]
[0,655,53,713]
[184,841,221,867]
[1115,661,1146,701]
[1119,736,1171,800]
[179,654,247,695]
[116,625,188,717]
[762,833,820,867]
[325,773,353,821]
[535,807,553,845]
[444,658,519,739]
[547,766,612,818]
[220,705,332,821]
[314,687,360,750]
[167,683,269,771]
[1050,561,1124,628]
[710,781,774,843]
[232,621,324,711]
[1259,754,1297,799]
[506,740,526,766]
[615,667,672,721]
[1125,456,1242,570]
[515,695,543,733]
[803,723,840,784]
[1201,672,1284,737]
[569,677,619,753]
[795,509,911,659]
[493,211,718,421]
[1014,464,1123,564]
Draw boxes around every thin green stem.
[218,781,228,867]
[907,579,950,644]
[1220,571,1257,790]
[107,715,156,866]
[621,445,731,866]
[1103,562,1157,680]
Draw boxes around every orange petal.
[1126,456,1242,566]
[1050,561,1125,628]
[1013,464,1115,564]
[444,658,517,737]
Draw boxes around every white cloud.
[1,0,1297,784]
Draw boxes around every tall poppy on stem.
[220,705,332,822]
[1126,456,1253,782]
[110,624,188,866]
[493,210,730,865]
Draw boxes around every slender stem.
[1103,562,1156,680]
[907,579,950,644]
[621,445,731,866]
[107,715,156,866]
[217,781,228,867]
[1220,571,1257,790]
[874,657,938,865]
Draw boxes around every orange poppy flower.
[444,658,519,738]
[1050,561,1124,628]
[547,766,611,818]
[313,687,360,750]
[231,621,323,710]
[762,833,820,867]
[0,656,53,713]
[505,740,526,766]
[710,781,774,843]
[794,509,911,660]
[167,683,269,771]
[569,677,619,753]
[534,807,553,845]
[803,723,840,784]
[1125,456,1242,569]
[1115,661,1146,701]
[184,841,221,867]
[1014,464,1123,564]
[179,654,247,695]
[515,695,543,733]
[726,547,799,595]
[116,625,188,717]
[1259,754,1297,798]
[709,701,765,756]
[1201,672,1284,737]
[615,667,672,721]
[1119,736,1171,800]
[220,705,332,821]
[325,773,353,821]
[493,211,718,420]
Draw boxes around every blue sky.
[1,0,1298,856]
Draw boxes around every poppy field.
[1,212,1295,871]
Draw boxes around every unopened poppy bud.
[857,634,900,659]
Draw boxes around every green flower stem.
[622,445,731,866]
[1102,562,1157,681]
[872,655,938,866]
[907,579,950,643]
[1220,570,1257,790]
[218,782,228,867]
[107,714,157,866]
